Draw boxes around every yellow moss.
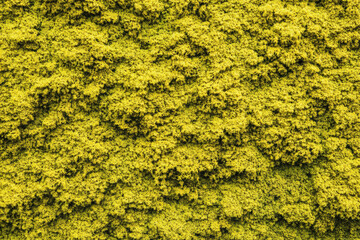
[1,0,360,239]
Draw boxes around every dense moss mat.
[1,0,360,239]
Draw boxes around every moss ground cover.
[1,0,360,239]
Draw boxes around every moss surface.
[1,0,360,239]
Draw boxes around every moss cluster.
[1,0,360,239]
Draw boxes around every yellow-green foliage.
[1,0,360,239]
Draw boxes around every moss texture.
[1,0,360,239]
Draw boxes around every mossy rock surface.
[1,0,360,239]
